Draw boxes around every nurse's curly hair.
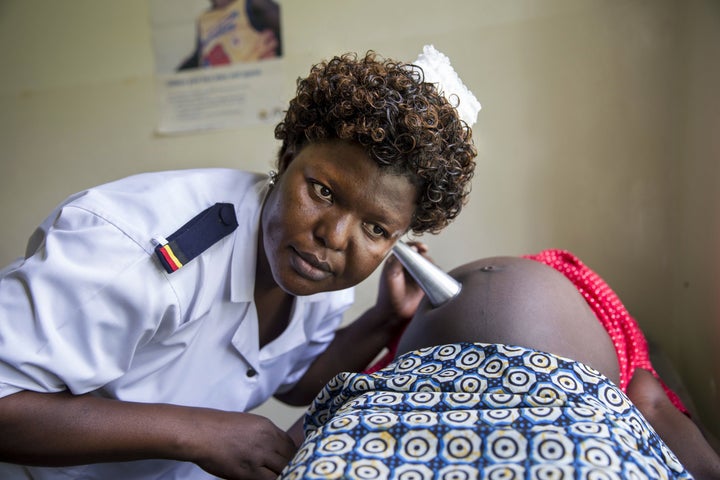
[274,51,477,235]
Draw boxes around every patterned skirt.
[280,343,691,480]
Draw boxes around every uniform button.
[246,368,257,377]
[219,204,237,226]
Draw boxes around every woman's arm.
[627,368,720,480]
[0,390,296,480]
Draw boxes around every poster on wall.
[149,0,285,134]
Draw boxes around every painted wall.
[1,0,718,440]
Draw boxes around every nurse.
[0,47,479,479]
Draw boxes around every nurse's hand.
[376,241,430,323]
[192,410,296,480]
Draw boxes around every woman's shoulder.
[40,169,268,252]
[91,168,264,197]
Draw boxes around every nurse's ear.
[277,145,298,175]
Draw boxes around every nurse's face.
[261,140,418,296]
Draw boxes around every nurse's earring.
[268,170,278,187]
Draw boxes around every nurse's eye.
[363,222,388,239]
[311,182,333,204]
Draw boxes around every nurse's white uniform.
[0,169,354,479]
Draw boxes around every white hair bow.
[413,45,481,128]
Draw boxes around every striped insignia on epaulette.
[154,202,238,274]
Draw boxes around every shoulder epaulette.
[154,202,238,274]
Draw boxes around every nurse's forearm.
[0,390,296,478]
[0,390,199,466]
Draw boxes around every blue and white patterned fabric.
[280,343,692,480]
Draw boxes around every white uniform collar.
[229,176,266,303]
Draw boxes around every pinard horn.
[392,241,462,307]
